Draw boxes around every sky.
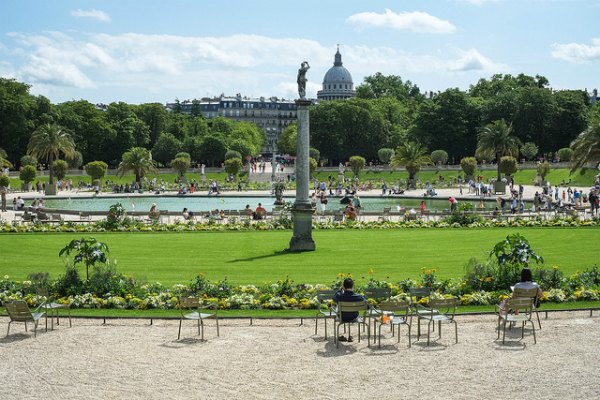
[0,0,599,105]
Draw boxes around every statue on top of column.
[297,61,310,99]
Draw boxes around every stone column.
[289,99,315,251]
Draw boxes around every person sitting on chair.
[513,267,543,306]
[253,203,267,220]
[333,278,366,342]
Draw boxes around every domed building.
[317,46,356,101]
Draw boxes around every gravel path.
[1,312,599,399]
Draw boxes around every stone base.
[289,206,315,252]
[45,184,57,195]
[494,181,506,194]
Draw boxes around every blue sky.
[1,0,598,104]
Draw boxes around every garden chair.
[36,287,72,329]
[418,298,459,345]
[314,289,337,339]
[334,300,370,348]
[409,287,439,336]
[5,300,47,337]
[497,297,536,344]
[177,296,219,341]
[375,300,412,348]
[364,287,392,339]
[512,287,542,329]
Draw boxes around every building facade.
[317,47,356,101]
[167,94,298,155]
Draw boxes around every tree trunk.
[48,153,54,184]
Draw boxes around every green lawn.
[1,228,597,286]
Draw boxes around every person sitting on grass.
[333,278,366,342]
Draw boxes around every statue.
[297,61,310,99]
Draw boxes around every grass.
[1,227,598,286]
[9,166,597,189]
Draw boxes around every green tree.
[356,73,424,102]
[27,123,76,184]
[19,165,37,184]
[51,159,69,181]
[460,157,478,179]
[134,103,167,147]
[476,119,520,181]
[277,123,297,156]
[20,155,37,167]
[116,147,156,185]
[84,161,108,182]
[377,148,395,164]
[557,148,573,162]
[309,148,321,164]
[348,155,366,177]
[225,150,242,160]
[520,142,539,161]
[499,156,518,177]
[0,78,37,163]
[199,135,227,166]
[175,152,191,161]
[152,133,182,166]
[570,118,600,172]
[0,148,13,168]
[66,151,83,169]
[537,161,551,181]
[171,157,190,177]
[430,150,449,165]
[390,141,432,186]
[224,157,243,179]
[309,157,317,177]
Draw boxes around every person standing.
[420,200,425,216]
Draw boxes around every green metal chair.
[375,300,412,348]
[334,300,370,348]
[497,297,536,344]
[177,296,219,341]
[314,289,337,339]
[5,300,47,338]
[418,298,459,345]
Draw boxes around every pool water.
[42,195,523,213]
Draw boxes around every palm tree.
[390,141,432,188]
[117,147,156,185]
[27,123,76,184]
[570,121,600,172]
[476,119,520,181]
[0,148,12,168]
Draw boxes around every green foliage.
[59,237,110,281]
[55,263,84,296]
[377,148,395,164]
[537,161,551,179]
[225,150,242,160]
[309,147,320,163]
[460,157,478,177]
[309,157,317,175]
[175,152,191,161]
[51,159,69,180]
[430,149,449,165]
[106,203,127,228]
[277,123,297,156]
[19,165,37,183]
[499,155,518,176]
[488,234,544,289]
[0,174,10,187]
[20,155,38,167]
[224,157,243,177]
[520,142,539,160]
[390,141,432,181]
[27,123,76,184]
[151,133,182,166]
[477,119,520,179]
[348,155,366,177]
[170,156,190,177]
[198,135,227,166]
[117,147,156,184]
[66,151,83,168]
[557,147,573,162]
[85,161,108,181]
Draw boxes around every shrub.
[0,174,9,188]
[557,148,573,162]
[66,151,83,169]
[520,142,539,161]
[85,161,108,181]
[19,165,37,183]
[170,156,190,177]
[378,148,395,164]
[499,156,518,176]
[348,155,366,177]
[224,150,242,160]
[224,157,243,177]
[20,155,37,167]
[460,157,477,178]
[309,148,320,163]
[537,161,551,180]
[309,157,317,176]
[51,159,69,181]
[431,150,449,165]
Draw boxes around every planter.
[494,181,506,194]
[45,184,57,195]
[21,183,32,191]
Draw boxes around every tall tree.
[390,141,432,185]
[0,78,37,163]
[570,114,600,172]
[116,147,156,185]
[476,119,520,181]
[27,123,76,184]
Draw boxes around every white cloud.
[454,0,501,5]
[448,48,510,72]
[70,9,111,22]
[551,38,600,63]
[346,9,456,34]
[4,30,509,102]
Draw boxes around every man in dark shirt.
[333,278,366,342]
